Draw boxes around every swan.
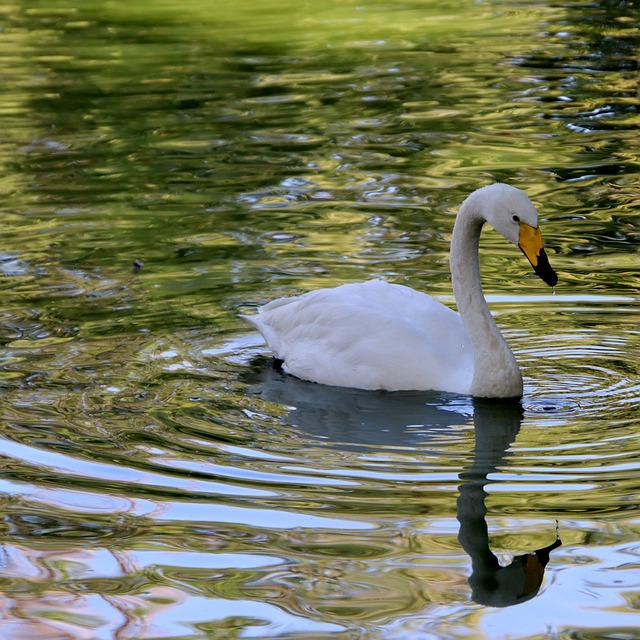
[243,183,558,398]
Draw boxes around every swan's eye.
[512,214,520,223]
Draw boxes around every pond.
[0,0,639,637]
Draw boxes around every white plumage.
[244,184,557,398]
[247,279,473,393]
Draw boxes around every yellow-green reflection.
[0,0,638,638]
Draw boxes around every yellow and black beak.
[518,223,558,287]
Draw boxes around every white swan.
[243,183,558,398]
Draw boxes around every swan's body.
[244,184,557,398]
[248,279,473,393]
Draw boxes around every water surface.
[0,0,639,638]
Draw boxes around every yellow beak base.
[518,223,558,287]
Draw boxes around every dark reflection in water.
[458,400,562,607]
[250,363,562,607]
[247,358,474,447]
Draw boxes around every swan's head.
[464,183,558,287]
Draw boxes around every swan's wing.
[244,280,473,393]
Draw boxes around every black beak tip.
[534,248,558,287]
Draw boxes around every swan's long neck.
[450,204,523,398]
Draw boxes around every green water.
[0,0,638,637]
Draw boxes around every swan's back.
[244,280,473,392]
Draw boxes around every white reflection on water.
[0,436,277,497]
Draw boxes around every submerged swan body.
[244,184,558,398]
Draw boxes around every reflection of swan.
[457,400,561,606]
[249,361,473,447]
[250,371,561,605]
[244,184,557,398]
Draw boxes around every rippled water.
[0,0,639,637]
